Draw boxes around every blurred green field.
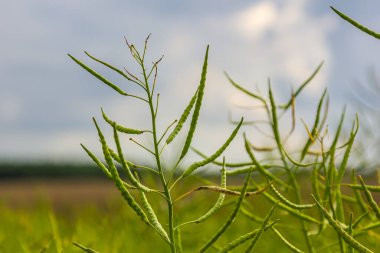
[1,174,379,253]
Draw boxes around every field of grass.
[1,175,379,253]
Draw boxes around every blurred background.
[1,1,380,252]
[1,0,379,175]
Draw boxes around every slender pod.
[198,166,254,253]
[182,117,243,177]
[102,108,146,134]
[358,176,380,220]
[351,170,368,213]
[192,148,255,168]
[84,51,134,81]
[353,211,369,229]
[271,227,304,253]
[68,54,128,95]
[245,203,277,253]
[347,213,354,253]
[107,146,158,175]
[282,62,324,110]
[93,118,150,225]
[270,183,315,210]
[337,116,359,182]
[73,242,100,253]
[262,190,321,224]
[330,6,380,40]
[178,46,209,161]
[244,136,288,187]
[166,88,198,144]
[224,71,266,103]
[217,221,278,253]
[343,184,380,193]
[139,185,170,242]
[312,195,374,253]
[112,123,155,193]
[176,160,227,229]
[81,144,112,179]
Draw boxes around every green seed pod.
[102,108,145,134]
[112,123,155,193]
[270,183,315,210]
[166,88,198,144]
[330,6,380,40]
[80,144,112,179]
[177,161,227,228]
[358,176,380,220]
[199,166,254,253]
[84,51,132,81]
[68,54,128,95]
[217,221,278,253]
[73,242,100,253]
[313,195,374,253]
[244,136,287,187]
[140,190,169,242]
[178,46,209,162]
[245,204,277,253]
[182,117,243,177]
[93,118,149,225]
[271,227,304,253]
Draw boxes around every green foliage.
[65,32,380,252]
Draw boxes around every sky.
[1,0,380,168]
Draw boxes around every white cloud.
[235,2,278,39]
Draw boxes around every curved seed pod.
[244,136,287,187]
[343,184,380,193]
[112,123,155,193]
[282,62,324,110]
[301,89,327,160]
[330,7,380,40]
[92,118,149,225]
[176,160,226,229]
[268,84,281,149]
[270,184,315,210]
[358,176,380,220]
[312,195,374,253]
[81,144,135,189]
[262,190,320,224]
[347,213,354,253]
[73,242,99,253]
[337,115,359,182]
[108,146,159,175]
[80,144,112,179]
[178,46,209,162]
[351,170,368,213]
[182,117,243,177]
[217,221,278,253]
[102,108,145,134]
[281,145,320,167]
[166,88,198,144]
[352,211,369,229]
[271,227,304,253]
[245,204,278,253]
[224,71,266,104]
[68,54,128,95]
[192,148,255,168]
[139,188,169,242]
[84,51,132,81]
[199,166,253,253]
